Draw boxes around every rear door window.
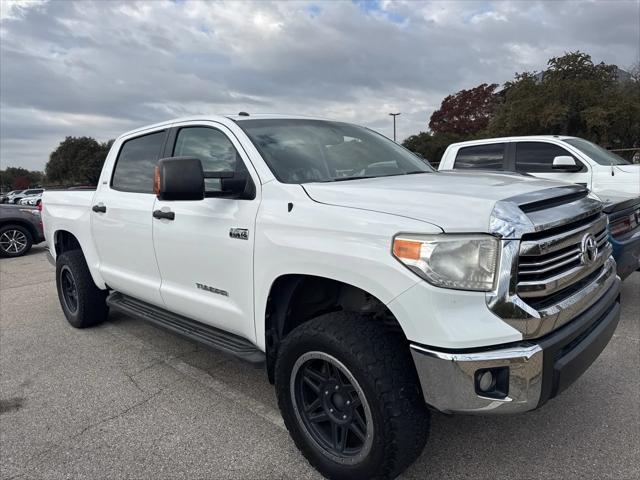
[112,131,166,193]
[515,142,581,172]
[454,144,506,170]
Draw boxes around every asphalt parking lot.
[1,245,639,479]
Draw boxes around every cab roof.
[117,113,332,139]
[449,135,576,147]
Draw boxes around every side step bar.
[106,292,265,365]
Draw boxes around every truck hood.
[614,164,640,174]
[302,171,572,232]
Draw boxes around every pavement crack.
[122,369,145,394]
[73,387,166,439]
[13,387,170,478]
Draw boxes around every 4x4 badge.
[229,228,249,240]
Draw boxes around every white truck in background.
[43,116,621,480]
[437,135,640,203]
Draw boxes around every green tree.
[487,51,639,147]
[402,131,461,167]
[45,137,113,186]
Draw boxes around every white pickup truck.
[43,115,621,480]
[437,135,640,203]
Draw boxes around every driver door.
[152,122,260,342]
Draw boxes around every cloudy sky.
[1,0,638,171]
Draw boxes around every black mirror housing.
[156,157,205,201]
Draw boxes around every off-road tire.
[275,312,429,480]
[56,250,109,328]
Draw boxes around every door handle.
[92,204,107,213]
[153,209,175,221]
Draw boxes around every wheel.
[0,225,33,258]
[275,313,429,480]
[55,250,109,328]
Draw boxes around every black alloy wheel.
[59,265,79,314]
[291,351,373,463]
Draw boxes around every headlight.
[392,234,499,291]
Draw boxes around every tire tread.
[276,313,429,480]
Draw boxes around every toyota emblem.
[580,233,598,265]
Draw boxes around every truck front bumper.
[410,276,621,414]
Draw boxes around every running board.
[106,292,265,365]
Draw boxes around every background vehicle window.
[564,137,630,165]
[173,127,243,193]
[112,131,166,193]
[454,144,505,170]
[516,142,580,172]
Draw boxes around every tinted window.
[112,131,166,193]
[564,138,630,165]
[239,119,432,184]
[454,144,505,170]
[24,189,43,195]
[516,142,579,172]
[173,127,243,192]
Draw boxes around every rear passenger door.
[514,141,591,187]
[453,143,508,171]
[91,129,168,307]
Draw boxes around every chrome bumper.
[411,275,621,414]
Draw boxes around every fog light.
[475,367,509,399]
[478,371,495,392]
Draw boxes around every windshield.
[239,119,433,183]
[564,138,630,166]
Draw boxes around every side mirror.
[155,157,205,201]
[205,170,256,199]
[552,155,581,172]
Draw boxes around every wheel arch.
[54,229,82,255]
[264,274,407,383]
[52,229,107,290]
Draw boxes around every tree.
[487,51,638,147]
[429,83,498,136]
[45,137,113,186]
[402,131,461,167]
[0,167,44,190]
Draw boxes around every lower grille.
[517,214,611,302]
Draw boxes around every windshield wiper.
[330,176,373,182]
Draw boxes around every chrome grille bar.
[519,215,607,256]
[517,213,610,299]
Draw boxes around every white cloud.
[0,0,638,170]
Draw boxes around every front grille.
[516,213,611,303]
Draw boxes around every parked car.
[2,190,25,204]
[438,136,640,280]
[604,198,640,280]
[43,115,621,480]
[0,204,44,257]
[11,188,44,204]
[18,193,42,206]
